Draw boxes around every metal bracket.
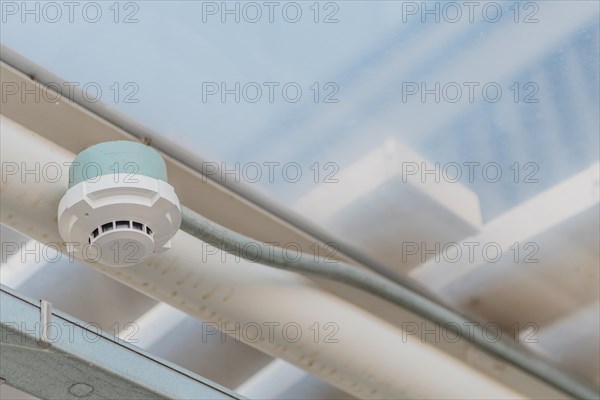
[38,299,52,348]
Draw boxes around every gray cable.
[181,206,598,400]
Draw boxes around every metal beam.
[0,285,242,400]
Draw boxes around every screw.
[68,382,94,398]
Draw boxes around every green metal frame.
[0,285,242,400]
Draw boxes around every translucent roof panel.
[2,1,600,391]
[2,0,599,267]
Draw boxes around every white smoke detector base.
[57,142,181,267]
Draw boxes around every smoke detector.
[57,141,181,267]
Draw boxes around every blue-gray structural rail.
[0,285,243,400]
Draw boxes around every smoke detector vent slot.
[102,222,114,233]
[89,220,153,244]
[116,220,130,229]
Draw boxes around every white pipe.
[235,359,308,399]
[117,302,189,347]
[0,239,48,288]
[0,115,525,399]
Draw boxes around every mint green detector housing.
[68,141,168,188]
